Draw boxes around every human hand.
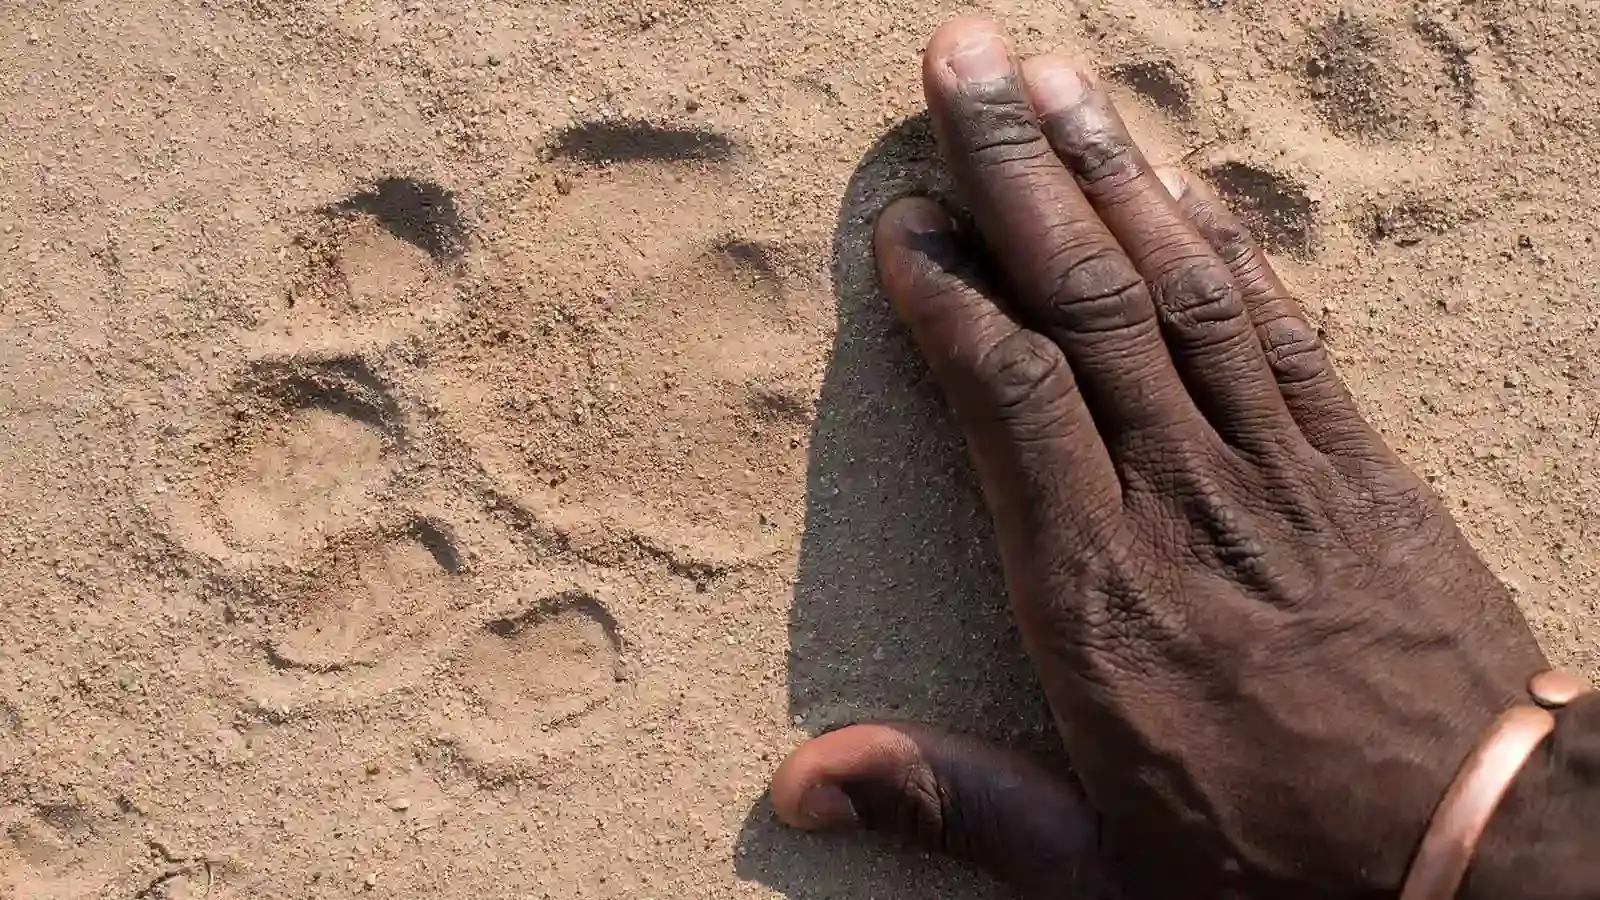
[770,17,1550,899]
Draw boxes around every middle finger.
[923,18,1198,444]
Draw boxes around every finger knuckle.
[1196,203,1256,264]
[1231,253,1284,299]
[1189,201,1286,298]
[894,765,951,851]
[954,96,1055,169]
[1259,314,1328,385]
[1046,108,1136,189]
[1150,260,1251,344]
[971,329,1071,415]
[1039,241,1152,337]
[1209,217,1260,262]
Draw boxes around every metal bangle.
[1398,669,1590,900]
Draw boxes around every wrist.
[1460,688,1600,900]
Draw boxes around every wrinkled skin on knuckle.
[943,88,1054,170]
[1193,199,1255,265]
[850,739,1112,900]
[868,758,992,866]
[1143,464,1288,598]
[836,756,950,853]
[1121,432,1250,518]
[1021,534,1182,693]
[1226,249,1280,298]
[1256,313,1328,386]
[1038,243,1153,338]
[967,329,1076,434]
[1149,260,1253,339]
[1182,498,1274,593]
[895,763,952,851]
[1128,441,1362,610]
[1185,196,1295,309]
[1044,104,1137,189]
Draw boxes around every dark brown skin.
[768,17,1600,900]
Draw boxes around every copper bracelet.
[1398,669,1591,900]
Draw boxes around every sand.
[2,0,1598,897]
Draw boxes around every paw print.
[138,120,826,780]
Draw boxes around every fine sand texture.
[3,0,1599,897]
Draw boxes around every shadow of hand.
[733,114,1058,900]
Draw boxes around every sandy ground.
[3,0,1600,896]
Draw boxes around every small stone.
[364,873,378,890]
[389,797,411,811]
[791,714,804,726]
[553,174,572,195]
[684,98,701,113]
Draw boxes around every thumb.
[770,722,1107,897]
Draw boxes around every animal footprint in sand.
[279,177,466,333]
[265,519,463,674]
[458,590,625,730]
[0,794,144,899]
[170,356,405,566]
[1203,160,1319,258]
[174,175,475,566]
[434,118,824,549]
[228,517,472,715]
[1302,7,1482,140]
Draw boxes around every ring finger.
[1018,53,1301,456]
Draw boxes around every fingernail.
[948,32,1011,82]
[799,784,859,829]
[1156,167,1188,199]
[1026,63,1088,112]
